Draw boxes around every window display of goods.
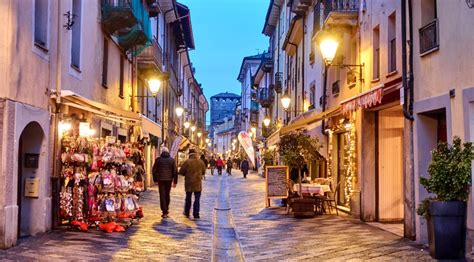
[59,136,146,233]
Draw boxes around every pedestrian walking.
[200,154,208,180]
[152,147,178,218]
[240,158,250,178]
[178,149,206,219]
[226,157,233,175]
[209,156,216,175]
[216,157,224,175]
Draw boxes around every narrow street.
[0,170,432,261]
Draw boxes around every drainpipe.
[321,64,328,136]
[274,2,282,120]
[287,42,298,118]
[408,0,414,117]
[302,15,306,113]
[401,0,414,120]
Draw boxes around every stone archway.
[17,121,45,237]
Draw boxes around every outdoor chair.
[286,179,299,214]
[323,181,341,215]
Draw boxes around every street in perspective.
[0,0,474,261]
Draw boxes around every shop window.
[34,0,49,50]
[102,37,109,88]
[373,26,380,80]
[71,0,82,70]
[388,12,397,73]
[101,128,111,138]
[118,135,127,144]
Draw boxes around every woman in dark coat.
[240,159,250,178]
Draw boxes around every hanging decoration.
[341,86,383,115]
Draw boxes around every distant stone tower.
[209,92,241,138]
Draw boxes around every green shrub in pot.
[416,136,473,259]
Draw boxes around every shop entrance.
[377,106,404,221]
[17,122,45,237]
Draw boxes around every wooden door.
[378,107,404,221]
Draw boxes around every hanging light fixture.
[175,105,184,117]
[147,78,161,96]
[263,116,271,127]
[319,37,339,65]
[184,121,190,129]
[281,93,291,110]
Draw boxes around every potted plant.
[417,136,473,259]
[278,131,321,217]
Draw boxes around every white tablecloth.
[293,184,331,196]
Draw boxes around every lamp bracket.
[330,63,365,82]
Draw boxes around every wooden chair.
[286,179,299,214]
[323,181,341,215]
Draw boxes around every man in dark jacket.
[209,156,216,175]
[152,147,178,218]
[179,149,206,219]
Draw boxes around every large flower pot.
[290,198,315,217]
[427,201,466,259]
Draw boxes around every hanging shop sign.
[341,85,384,115]
[238,131,255,167]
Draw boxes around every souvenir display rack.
[59,134,146,233]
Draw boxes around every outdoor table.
[293,184,331,196]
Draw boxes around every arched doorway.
[17,122,45,237]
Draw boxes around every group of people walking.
[208,156,250,178]
[152,148,250,219]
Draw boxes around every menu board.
[265,166,289,207]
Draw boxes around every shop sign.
[238,131,255,167]
[341,86,383,114]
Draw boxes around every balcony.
[323,0,359,27]
[250,112,259,125]
[274,72,283,93]
[258,86,275,108]
[250,101,259,113]
[101,0,152,53]
[138,37,163,69]
[292,0,314,15]
[419,19,439,56]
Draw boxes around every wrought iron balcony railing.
[258,86,275,108]
[101,0,152,53]
[419,19,439,55]
[323,0,359,27]
[274,72,283,93]
[138,37,163,68]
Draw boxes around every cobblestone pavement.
[0,169,446,261]
[0,172,219,261]
[227,171,433,261]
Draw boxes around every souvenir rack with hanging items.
[59,120,147,233]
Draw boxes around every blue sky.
[179,0,270,122]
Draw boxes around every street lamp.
[263,116,271,127]
[191,125,196,132]
[184,121,190,129]
[175,105,184,117]
[281,93,291,110]
[147,78,162,96]
[319,38,339,65]
[205,138,210,143]
[251,127,257,134]
[197,131,202,138]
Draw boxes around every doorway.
[377,106,404,221]
[17,122,44,237]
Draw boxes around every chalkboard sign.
[265,166,289,207]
